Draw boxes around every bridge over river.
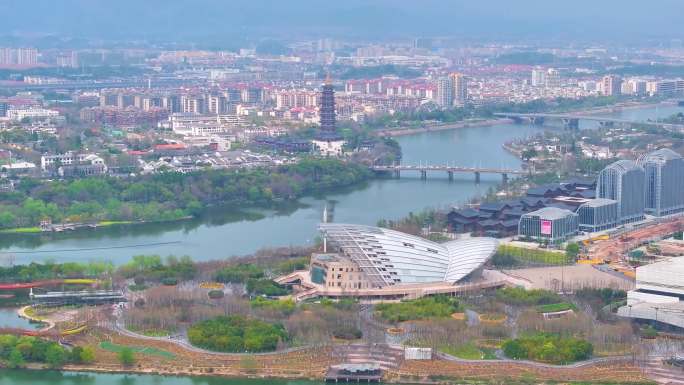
[370,163,528,184]
[494,112,684,131]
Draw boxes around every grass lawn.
[98,220,135,227]
[496,245,573,265]
[126,325,173,337]
[99,341,175,359]
[0,227,41,234]
[441,343,498,360]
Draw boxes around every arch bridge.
[494,112,684,131]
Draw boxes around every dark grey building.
[577,198,619,232]
[597,160,645,224]
[320,77,336,132]
[637,148,684,217]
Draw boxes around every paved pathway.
[640,356,684,385]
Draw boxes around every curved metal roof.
[637,148,682,166]
[603,159,642,173]
[318,223,498,287]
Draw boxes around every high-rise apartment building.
[240,88,263,104]
[637,148,684,217]
[450,72,468,107]
[531,67,546,87]
[647,79,684,96]
[181,95,206,114]
[0,48,38,66]
[207,95,228,115]
[436,76,453,107]
[602,75,622,96]
[597,160,645,223]
[545,68,561,88]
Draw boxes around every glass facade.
[311,265,327,284]
[638,148,684,217]
[597,160,645,224]
[577,198,619,232]
[518,207,579,243]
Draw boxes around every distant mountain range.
[1,0,683,44]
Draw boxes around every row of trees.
[0,158,372,228]
[0,261,113,283]
[0,334,94,368]
[117,254,197,282]
[0,255,197,284]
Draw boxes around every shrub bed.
[332,326,363,340]
[536,302,577,313]
[502,333,593,364]
[495,287,561,306]
[375,295,464,323]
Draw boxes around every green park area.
[187,315,288,353]
[375,295,464,323]
[99,341,175,359]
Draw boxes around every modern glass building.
[318,224,499,288]
[637,148,684,217]
[597,160,645,224]
[518,207,579,243]
[577,198,619,232]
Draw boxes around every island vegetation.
[0,158,371,229]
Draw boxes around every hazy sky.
[2,0,683,43]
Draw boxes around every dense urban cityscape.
[0,1,684,385]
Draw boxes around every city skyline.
[1,2,684,384]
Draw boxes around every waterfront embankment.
[376,99,675,138]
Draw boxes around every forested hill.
[0,158,371,230]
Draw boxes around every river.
[0,103,681,265]
[0,307,40,330]
[0,370,346,385]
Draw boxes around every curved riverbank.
[2,102,681,264]
[17,306,53,332]
[376,99,674,138]
[375,118,510,137]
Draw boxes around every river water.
[0,104,681,265]
[0,370,338,385]
[0,307,40,329]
